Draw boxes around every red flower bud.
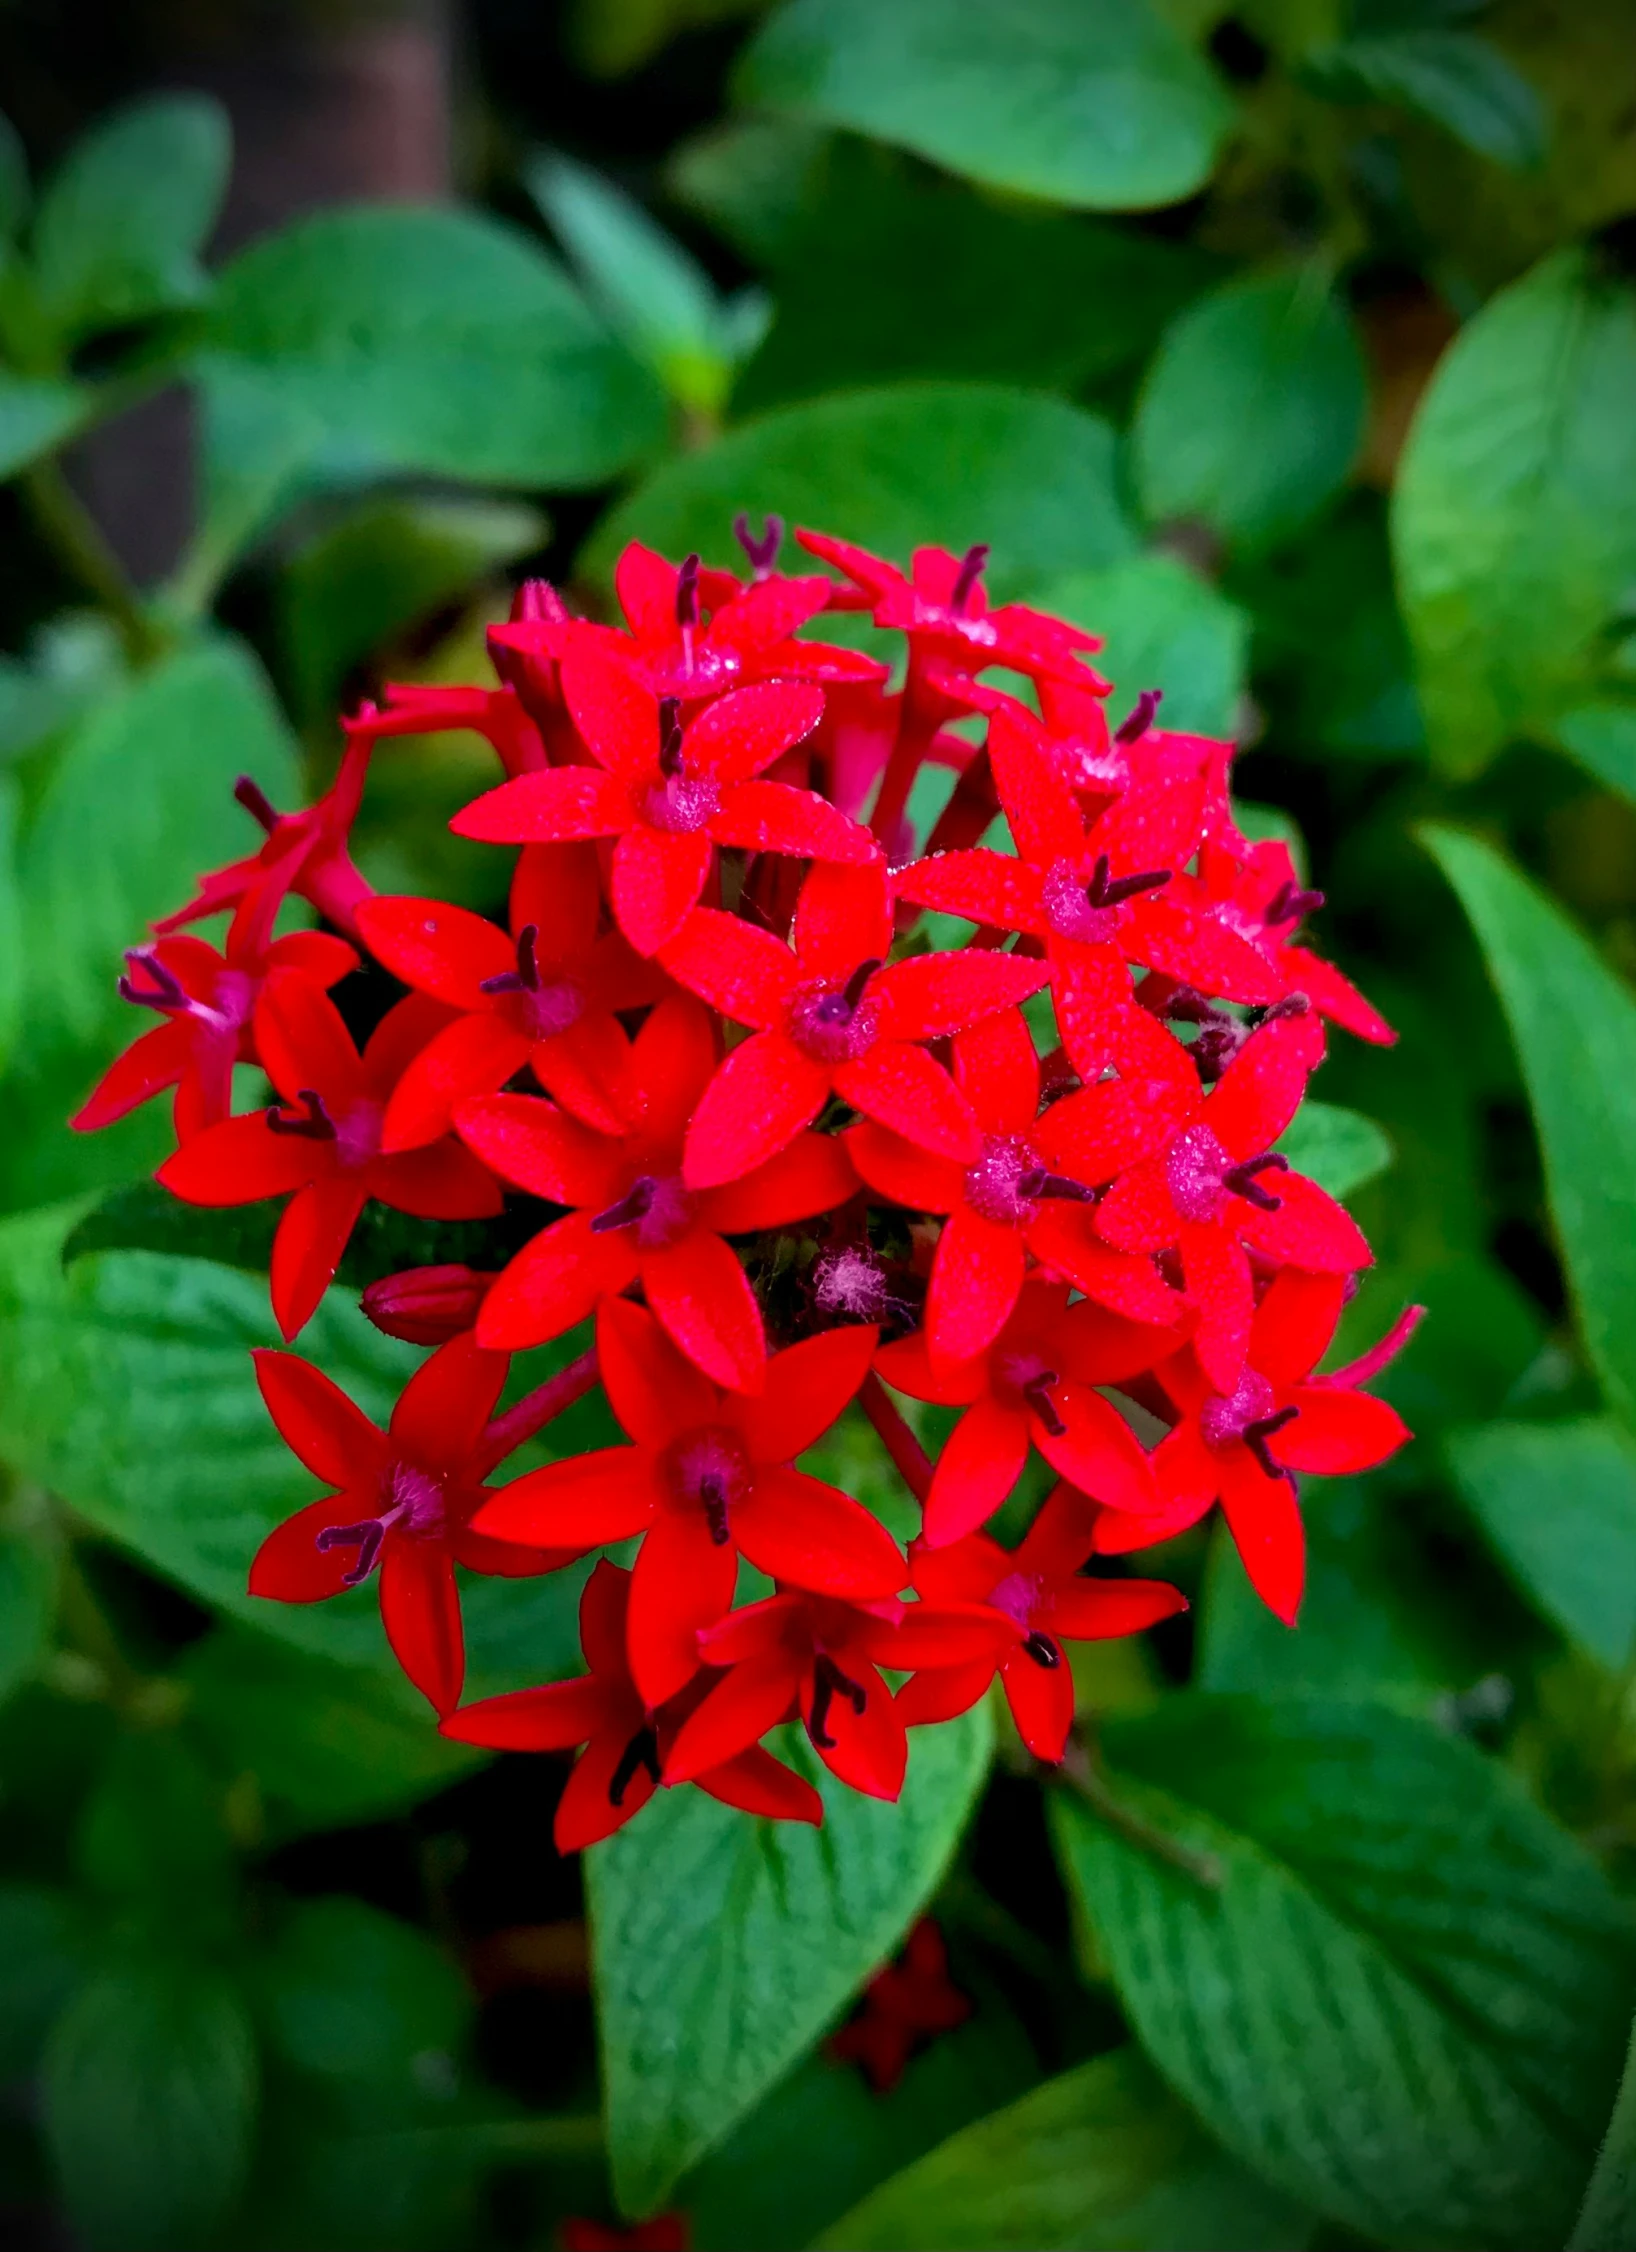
[361,1264,497,1346]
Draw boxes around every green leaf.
[1557,703,1636,806]
[203,205,668,495]
[1446,1418,1636,1668]
[0,1883,83,2081]
[279,494,546,725]
[589,1705,992,2216]
[738,0,1234,212]
[1050,1695,1636,2249]
[1274,1099,1394,1202]
[0,1211,593,1694]
[0,774,20,1078]
[0,108,27,239]
[16,634,300,1058]
[0,1519,56,1707]
[43,1958,259,2252]
[180,1626,482,1836]
[1421,824,1636,1429]
[1024,553,1247,738]
[584,383,1136,598]
[1307,31,1546,168]
[666,114,831,265]
[76,1732,239,1943]
[31,94,230,342]
[0,371,93,478]
[818,2046,1314,2250]
[1571,2013,1636,2252]
[1393,250,1636,776]
[1133,268,1367,555]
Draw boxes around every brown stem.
[473,1348,598,1477]
[1055,1735,1222,1890]
[859,1372,932,1504]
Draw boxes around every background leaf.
[1571,2013,1636,2252]
[1307,31,1546,168]
[1031,553,1248,736]
[1274,1098,1394,1202]
[0,372,93,480]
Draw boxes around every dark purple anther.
[807,1653,867,1749]
[1115,689,1163,746]
[1021,1371,1066,1436]
[734,511,784,577]
[590,1177,659,1235]
[813,958,881,1027]
[658,696,685,778]
[1243,1404,1299,1480]
[675,553,701,630]
[118,948,187,1015]
[316,1516,389,1586]
[1085,853,1172,911]
[1014,1167,1095,1205]
[697,1472,731,1547]
[609,1724,661,1807]
[234,774,280,833]
[480,923,542,997]
[266,1088,337,1141]
[1222,1151,1288,1211]
[950,543,989,613]
[1022,1630,1060,1669]
[1265,881,1325,927]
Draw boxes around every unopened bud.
[361,1265,496,1346]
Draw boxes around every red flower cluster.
[77,523,1418,1852]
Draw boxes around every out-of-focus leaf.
[1133,269,1367,555]
[1274,1099,1393,1201]
[280,494,545,725]
[0,1520,56,1707]
[1446,1418,1636,1668]
[1572,2013,1636,2252]
[585,383,1136,597]
[76,1732,239,1944]
[1033,553,1245,737]
[1052,1695,1636,2249]
[1422,825,1636,1428]
[590,1707,992,2216]
[734,143,1212,414]
[567,0,763,77]
[43,1958,259,2252]
[0,1884,83,2081]
[0,614,126,766]
[0,109,27,239]
[1557,704,1636,805]
[31,94,229,341]
[1307,31,1546,167]
[0,371,93,478]
[1394,250,1636,776]
[0,775,20,1079]
[666,115,831,265]
[175,362,329,614]
[202,206,667,497]
[818,2046,1314,2250]
[181,1627,482,1836]
[0,1211,593,1694]
[738,0,1234,212]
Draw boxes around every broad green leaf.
[1421,825,1636,1428]
[31,94,229,341]
[43,1958,259,2252]
[1274,1099,1393,1202]
[1029,553,1247,737]
[666,114,831,265]
[1133,268,1367,555]
[0,1520,56,1706]
[181,1626,481,1836]
[174,361,330,614]
[1394,251,1636,776]
[1557,704,1636,805]
[17,634,300,1057]
[0,775,19,1077]
[1446,1418,1636,1668]
[1051,1695,1636,2249]
[280,494,546,725]
[734,142,1212,415]
[76,1733,239,1945]
[0,1883,83,2081]
[1572,2013,1636,2252]
[585,384,1136,598]
[0,371,92,478]
[0,1212,594,1694]
[738,0,1234,212]
[0,613,125,767]
[203,205,668,494]
[589,1705,992,2215]
[819,2046,1313,2250]
[1307,31,1546,168]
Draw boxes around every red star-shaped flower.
[828,1918,971,2092]
[473,1298,900,1706]
[156,735,374,948]
[157,974,502,1340]
[456,995,856,1391]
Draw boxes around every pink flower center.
[964,1136,1095,1229]
[313,1459,446,1585]
[589,1171,694,1250]
[480,925,587,1038]
[994,1348,1065,1431]
[1199,1370,1278,1449]
[666,1428,752,1544]
[641,771,720,834]
[788,961,881,1064]
[1040,855,1171,943]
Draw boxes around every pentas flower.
[896,1487,1186,1761]
[455,996,856,1391]
[829,1918,971,2092]
[72,924,355,1142]
[360,1263,494,1346]
[158,975,502,1340]
[441,1560,820,1851]
[452,645,874,958]
[664,1584,1022,1802]
[875,1278,1180,1546]
[346,679,546,779]
[356,841,664,1147]
[1095,1272,1421,1623]
[247,1332,570,1714]
[660,861,1049,1189]
[157,736,373,948]
[562,2216,689,2252]
[845,1008,1184,1366]
[473,1298,899,1706]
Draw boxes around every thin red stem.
[474,1347,598,1476]
[869,672,942,847]
[860,1372,932,1505]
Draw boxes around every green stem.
[21,458,165,664]
[1056,1736,1222,1891]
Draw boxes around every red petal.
[382,1014,531,1151]
[696,1589,806,1668]
[1038,1576,1187,1641]
[893,850,1044,934]
[733,1468,905,1597]
[1154,1420,1220,1516]
[699,1131,857,1233]
[390,1331,510,1467]
[248,1489,377,1602]
[801,1659,906,1800]
[794,858,893,978]
[477,1212,637,1350]
[361,992,458,1095]
[1029,1208,1183,1327]
[157,1113,322,1206]
[871,950,1049,1043]
[834,1043,980,1163]
[440,1676,611,1751]
[1037,1093,1175,1200]
[255,971,365,1107]
[1285,948,1395,1045]
[510,840,605,965]
[72,1023,190,1131]
[1057,1297,1188,1386]
[729,1324,878,1464]
[1047,942,1137,1083]
[263,930,359,988]
[454,1094,627,1206]
[1130,898,1282,1006]
[368,1141,504,1223]
[999,1641,1077,1761]
[1249,1269,1346,1387]
[612,825,712,957]
[475,1446,663,1545]
[627,1509,738,1707]
[657,906,796,1028]
[694,1746,822,1826]
[643,1224,768,1393]
[1180,1223,1255,1394]
[451,766,630,843]
[379,1539,464,1713]
[1033,1386,1155,1518]
[1239,1172,1371,1273]
[252,1349,386,1485]
[580,1555,634,1675]
[555,1723,655,1852]
[1206,1011,1325,1159]
[895,1660,993,1729]
[355,896,512,1008]
[596,1296,719,1448]
[614,542,678,641]
[953,1008,1040,1136]
[844,1120,966,1213]
[860,1599,1022,1669]
[1218,1451,1305,1625]
[271,1179,367,1340]
[1090,1159,1176,1254]
[682,1033,829,1190]
[874,1331,986,1408]
[1277,1386,1411,1474]
[662,1654,799,1780]
[921,1396,1030,1546]
[988,709,1085,864]
[925,1207,1026,1364]
[561,637,661,777]
[710,779,876,864]
[709,574,832,658]
[532,1012,637,1137]
[686,678,825,780]
[629,993,718,1147]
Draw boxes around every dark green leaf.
[584,383,1136,599]
[665,114,831,265]
[1308,31,1546,167]
[1133,268,1367,555]
[1557,704,1636,805]
[76,1732,238,1942]
[1571,2013,1636,2252]
[0,109,27,239]
[818,2046,1314,2250]
[0,780,18,1084]
[1446,1418,1636,1668]
[1421,824,1636,1428]
[738,0,1234,212]
[0,372,93,479]
[1051,1695,1636,2248]
[589,1706,991,2215]
[0,1520,56,1707]
[0,1884,83,2081]
[42,1958,259,2251]
[1393,251,1636,776]
[1274,1099,1394,1202]
[31,94,229,341]
[1026,553,1247,738]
